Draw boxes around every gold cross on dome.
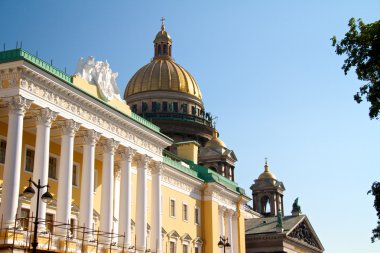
[161,17,165,25]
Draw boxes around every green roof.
[0,49,164,135]
[163,150,248,196]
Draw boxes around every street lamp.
[218,236,230,253]
[23,178,53,253]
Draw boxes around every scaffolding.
[0,214,134,253]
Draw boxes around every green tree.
[332,18,380,119]
[332,18,380,242]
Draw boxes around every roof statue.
[292,197,302,216]
[75,56,122,102]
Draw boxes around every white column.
[225,210,234,253]
[30,108,57,230]
[79,130,100,236]
[113,165,121,241]
[56,119,80,235]
[136,155,150,253]
[118,147,136,246]
[0,95,31,227]
[218,206,225,253]
[99,138,119,243]
[151,162,163,253]
[232,213,239,253]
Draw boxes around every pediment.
[287,217,324,251]
[181,233,192,242]
[167,230,180,239]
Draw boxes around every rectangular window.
[173,102,178,112]
[70,218,76,238]
[20,208,30,230]
[194,247,199,253]
[195,207,200,225]
[170,199,176,217]
[170,241,176,253]
[191,106,196,115]
[162,101,168,112]
[48,156,58,179]
[25,148,35,172]
[181,103,188,113]
[45,213,54,233]
[131,104,137,113]
[183,204,188,221]
[72,164,79,186]
[0,139,6,164]
[182,245,188,253]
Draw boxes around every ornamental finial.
[264,157,269,172]
[160,17,165,31]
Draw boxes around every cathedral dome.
[124,19,202,102]
[124,59,202,100]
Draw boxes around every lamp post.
[23,178,53,253]
[218,236,230,253]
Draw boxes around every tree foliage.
[333,18,380,243]
[332,18,380,119]
[368,182,380,242]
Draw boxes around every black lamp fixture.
[218,236,231,253]
[23,178,53,253]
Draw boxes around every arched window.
[261,196,271,214]
[163,44,168,54]
[158,44,162,55]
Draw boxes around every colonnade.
[0,95,163,253]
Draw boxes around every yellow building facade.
[0,22,249,253]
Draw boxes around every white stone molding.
[82,129,101,146]
[30,107,57,231]
[0,95,32,227]
[203,183,241,211]
[101,138,120,154]
[119,146,136,162]
[232,213,239,253]
[225,209,234,253]
[56,119,80,236]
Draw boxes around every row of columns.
[218,206,238,253]
[0,95,163,253]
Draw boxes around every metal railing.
[0,214,132,253]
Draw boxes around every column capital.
[137,154,151,169]
[225,209,235,218]
[58,119,81,136]
[6,95,32,115]
[101,138,120,154]
[114,165,121,179]
[151,161,164,175]
[218,206,226,215]
[34,108,58,127]
[119,147,136,162]
[83,129,101,146]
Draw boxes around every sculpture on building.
[75,56,122,101]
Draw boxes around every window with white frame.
[182,244,188,253]
[25,147,35,172]
[195,207,200,225]
[170,199,176,217]
[194,246,199,253]
[72,163,79,187]
[0,138,6,164]
[182,203,188,222]
[169,241,176,253]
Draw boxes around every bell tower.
[250,160,285,217]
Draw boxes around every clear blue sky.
[1,1,380,252]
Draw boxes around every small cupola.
[154,18,172,60]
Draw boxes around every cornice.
[0,62,172,158]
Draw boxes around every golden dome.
[124,19,203,101]
[258,160,276,180]
[124,59,202,100]
[205,129,226,149]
